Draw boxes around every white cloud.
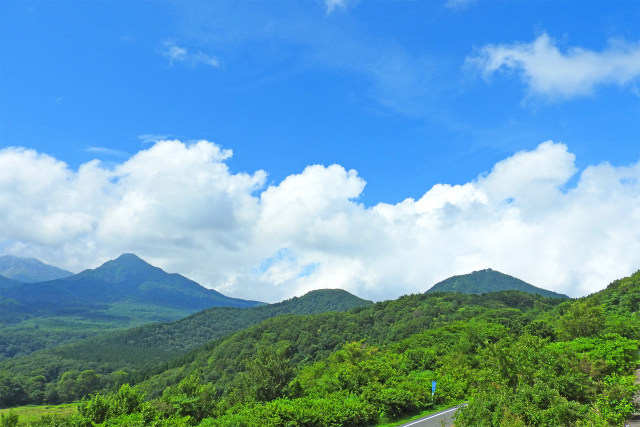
[1,140,639,303]
[138,134,175,144]
[467,33,640,99]
[86,147,129,157]
[161,40,220,68]
[324,0,349,14]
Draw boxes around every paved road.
[399,406,459,427]
[625,369,640,426]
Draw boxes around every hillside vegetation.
[2,270,639,426]
[0,289,372,408]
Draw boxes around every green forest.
[1,271,639,426]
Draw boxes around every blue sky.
[1,0,639,302]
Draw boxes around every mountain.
[0,255,72,283]
[1,253,262,315]
[425,268,569,298]
[0,253,264,361]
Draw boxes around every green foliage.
[136,290,560,401]
[588,270,640,315]
[0,289,371,407]
[579,375,639,426]
[0,404,77,426]
[455,331,640,426]
[558,301,606,339]
[202,392,378,427]
[229,341,295,404]
[74,384,157,426]
[3,270,640,426]
[160,375,216,421]
[0,374,30,408]
[0,412,19,427]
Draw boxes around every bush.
[0,412,19,427]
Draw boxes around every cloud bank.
[1,140,638,302]
[468,33,640,99]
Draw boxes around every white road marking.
[402,407,458,426]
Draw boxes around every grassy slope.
[0,403,77,423]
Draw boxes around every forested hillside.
[0,289,372,407]
[2,271,639,427]
[0,254,263,362]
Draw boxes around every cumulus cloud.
[467,33,640,99]
[161,40,220,68]
[1,140,638,303]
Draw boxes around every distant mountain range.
[426,268,569,299]
[0,255,72,283]
[0,253,264,361]
[1,253,262,318]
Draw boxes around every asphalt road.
[398,406,459,427]
[625,368,640,426]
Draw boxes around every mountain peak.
[112,253,149,266]
[274,288,373,312]
[85,253,161,284]
[0,255,73,283]
[426,269,569,299]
